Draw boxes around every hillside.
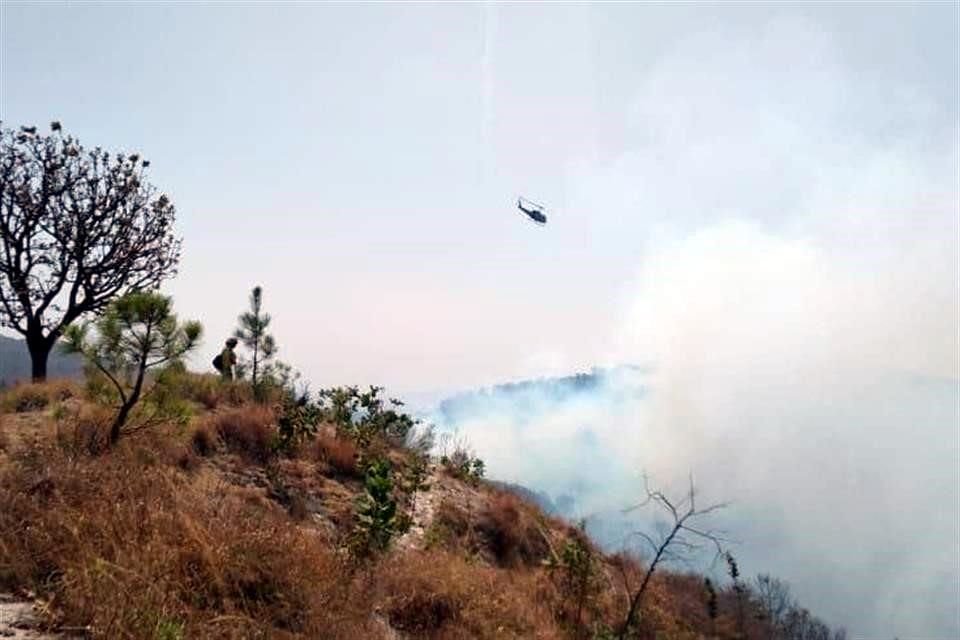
[0,377,844,640]
[0,336,83,387]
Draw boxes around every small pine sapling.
[63,292,201,445]
[234,285,276,399]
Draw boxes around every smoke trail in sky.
[479,1,497,182]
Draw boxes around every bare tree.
[616,474,729,639]
[0,122,180,380]
[755,573,793,638]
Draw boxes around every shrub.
[1,386,48,413]
[545,522,605,635]
[208,406,275,463]
[318,385,418,448]
[438,432,485,485]
[275,393,321,453]
[349,459,410,559]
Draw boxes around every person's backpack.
[212,353,224,372]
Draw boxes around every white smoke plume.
[428,14,959,638]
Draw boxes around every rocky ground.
[0,595,64,639]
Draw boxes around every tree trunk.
[26,330,52,382]
[110,351,148,446]
[109,403,132,445]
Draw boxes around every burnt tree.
[0,122,180,380]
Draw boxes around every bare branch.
[0,123,180,380]
[616,472,729,640]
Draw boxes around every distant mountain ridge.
[430,365,646,427]
[0,335,83,386]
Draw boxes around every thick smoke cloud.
[429,14,958,639]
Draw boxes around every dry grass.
[207,406,276,463]
[0,379,79,413]
[306,426,360,477]
[54,404,113,457]
[190,423,218,457]
[182,374,256,410]
[378,551,563,639]
[157,371,254,411]
[477,490,551,567]
[0,437,373,639]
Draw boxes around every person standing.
[217,337,238,381]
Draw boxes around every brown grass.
[306,426,359,477]
[55,404,113,457]
[0,437,373,638]
[207,406,276,463]
[0,379,79,413]
[182,374,256,409]
[190,423,218,457]
[476,491,551,567]
[378,551,563,639]
[158,371,254,411]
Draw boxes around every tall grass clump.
[0,379,78,413]
[207,406,276,463]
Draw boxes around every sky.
[2,2,958,637]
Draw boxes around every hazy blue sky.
[2,3,958,637]
[3,2,954,392]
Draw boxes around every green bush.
[545,522,604,635]
[318,385,417,448]
[349,459,410,559]
[274,392,321,454]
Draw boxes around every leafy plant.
[349,458,410,559]
[318,385,417,449]
[545,521,604,638]
[274,392,321,454]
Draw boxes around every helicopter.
[517,197,547,225]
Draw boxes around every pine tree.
[235,286,276,397]
[63,292,201,445]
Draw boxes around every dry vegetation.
[0,375,841,640]
[0,380,79,413]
